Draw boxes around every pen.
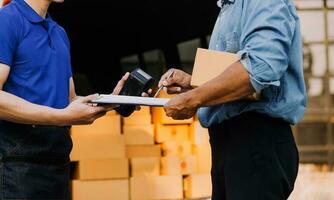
[154,70,174,98]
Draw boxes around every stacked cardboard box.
[153,92,212,199]
[70,93,213,199]
[124,105,183,200]
[70,112,129,200]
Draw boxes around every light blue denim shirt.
[198,0,307,128]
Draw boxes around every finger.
[81,94,99,103]
[141,92,149,97]
[162,75,183,87]
[105,105,116,112]
[91,111,107,121]
[164,86,182,94]
[158,69,175,87]
[135,106,141,111]
[112,72,130,95]
[148,89,152,94]
[90,106,108,114]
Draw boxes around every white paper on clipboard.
[90,95,170,107]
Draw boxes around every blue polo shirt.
[0,0,72,109]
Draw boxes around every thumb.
[81,94,99,103]
[162,76,177,87]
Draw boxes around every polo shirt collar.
[13,0,49,23]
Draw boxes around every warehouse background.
[1,0,334,199]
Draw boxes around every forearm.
[190,62,255,107]
[0,91,64,125]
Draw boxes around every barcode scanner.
[115,68,155,117]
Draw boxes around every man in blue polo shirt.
[0,0,132,199]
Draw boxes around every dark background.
[48,0,219,95]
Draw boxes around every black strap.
[0,155,70,165]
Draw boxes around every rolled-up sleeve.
[237,0,296,93]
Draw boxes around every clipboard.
[90,95,170,107]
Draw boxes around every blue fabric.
[198,0,307,127]
[0,0,72,109]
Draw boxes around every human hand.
[158,68,193,94]
[60,94,107,125]
[112,72,152,111]
[164,91,201,120]
[112,73,130,95]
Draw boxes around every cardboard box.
[131,157,160,177]
[184,174,212,199]
[132,107,151,115]
[189,121,210,145]
[155,124,189,143]
[193,145,212,173]
[130,176,183,200]
[71,114,121,135]
[161,156,181,175]
[123,114,151,126]
[162,141,192,157]
[72,179,129,200]
[180,155,197,175]
[161,155,196,175]
[70,134,125,161]
[73,158,129,180]
[191,48,240,87]
[152,107,193,125]
[126,145,161,158]
[124,125,154,145]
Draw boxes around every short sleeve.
[0,11,20,67]
[237,0,297,93]
[58,26,73,79]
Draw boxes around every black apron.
[0,120,72,200]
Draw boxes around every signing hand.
[158,68,193,94]
[164,91,200,120]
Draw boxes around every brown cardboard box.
[72,179,129,200]
[161,156,181,175]
[162,141,192,157]
[130,176,183,200]
[71,114,121,135]
[191,48,240,87]
[161,155,196,175]
[155,124,189,143]
[152,107,193,125]
[70,134,125,161]
[123,114,152,126]
[189,121,210,145]
[73,158,129,180]
[126,145,161,158]
[193,145,212,173]
[180,155,197,175]
[124,125,154,145]
[131,157,160,177]
[132,107,151,115]
[184,174,212,199]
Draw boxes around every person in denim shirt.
[159,0,307,199]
